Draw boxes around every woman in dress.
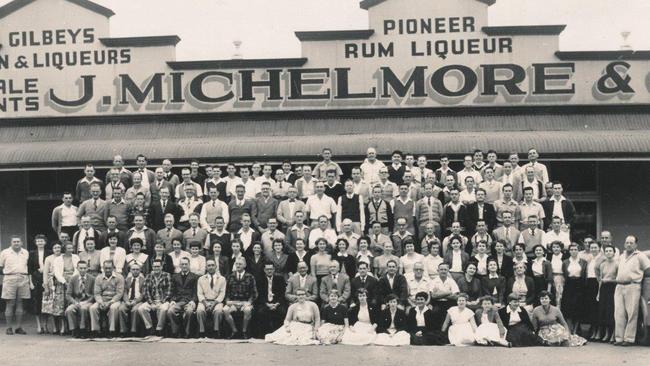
[148,242,174,275]
[287,238,311,276]
[595,245,618,343]
[52,242,79,335]
[583,240,603,340]
[400,239,425,276]
[481,258,506,307]
[498,293,544,347]
[423,239,444,280]
[41,241,62,334]
[455,262,482,309]
[375,294,410,346]
[79,237,101,277]
[506,262,535,312]
[334,238,356,279]
[373,242,400,278]
[474,296,509,347]
[547,240,568,307]
[444,235,470,284]
[355,236,374,274]
[310,238,332,285]
[247,242,266,283]
[265,288,320,345]
[531,291,587,346]
[407,291,448,345]
[28,234,50,334]
[269,239,289,280]
[317,289,349,345]
[341,289,378,345]
[442,293,477,346]
[561,243,587,334]
[529,244,552,305]
[124,238,150,275]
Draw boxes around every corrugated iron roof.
[1,130,649,169]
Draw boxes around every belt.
[617,281,641,285]
[4,273,28,276]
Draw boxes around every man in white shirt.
[351,167,371,203]
[175,168,204,201]
[223,164,243,200]
[429,263,459,312]
[542,216,571,250]
[51,192,79,239]
[405,262,431,309]
[238,166,259,200]
[523,148,549,184]
[0,236,30,335]
[305,181,337,227]
[360,147,386,187]
[295,165,316,200]
[457,155,482,191]
[337,219,361,256]
[412,155,433,187]
[308,215,338,251]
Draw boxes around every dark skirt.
[583,278,599,324]
[561,277,583,319]
[505,322,544,347]
[532,275,548,306]
[30,274,44,315]
[410,327,449,346]
[598,282,616,327]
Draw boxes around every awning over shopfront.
[2,110,650,169]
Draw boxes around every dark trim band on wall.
[0,0,115,19]
[295,30,374,41]
[360,0,495,10]
[100,35,181,47]
[167,58,309,70]
[555,50,650,60]
[482,25,566,36]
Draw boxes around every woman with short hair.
[561,243,587,334]
[442,293,477,346]
[474,296,509,347]
[341,289,378,345]
[265,288,320,345]
[506,262,535,313]
[531,291,587,346]
[374,294,410,346]
[595,245,618,343]
[317,289,349,344]
[334,238,356,279]
[498,293,544,347]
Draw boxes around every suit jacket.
[149,200,184,232]
[348,303,379,325]
[277,199,306,227]
[488,254,514,279]
[350,275,381,306]
[498,306,535,331]
[253,196,279,229]
[150,180,176,203]
[147,254,175,274]
[516,179,546,203]
[505,276,536,305]
[541,199,576,230]
[441,203,468,235]
[156,227,184,253]
[125,228,157,255]
[65,273,95,303]
[285,273,319,303]
[466,202,497,235]
[285,225,311,253]
[407,307,445,332]
[234,230,261,258]
[170,271,199,303]
[319,273,352,303]
[72,228,102,254]
[561,258,588,279]
[286,251,312,275]
[98,229,128,250]
[28,249,51,280]
[377,274,409,306]
[377,308,408,333]
[227,199,255,232]
[122,274,147,303]
[491,226,520,253]
[256,275,287,306]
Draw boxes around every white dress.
[447,306,476,346]
[341,305,377,346]
[475,313,504,344]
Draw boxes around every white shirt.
[126,276,142,299]
[550,253,564,274]
[459,189,476,204]
[305,194,337,220]
[567,258,582,277]
[170,250,191,273]
[507,306,522,325]
[308,228,338,249]
[423,255,443,279]
[531,258,545,276]
[223,176,243,197]
[550,196,566,222]
[60,205,78,226]
[415,306,427,327]
[430,277,460,300]
[238,229,254,252]
[0,248,29,274]
[360,159,386,186]
[542,230,571,249]
[450,251,462,272]
[240,178,259,200]
[99,246,127,274]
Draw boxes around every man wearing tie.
[223,257,258,339]
[156,214,184,253]
[167,257,199,338]
[77,183,108,232]
[182,213,208,251]
[65,260,95,338]
[319,261,351,306]
[491,211,520,255]
[284,211,310,254]
[118,263,146,336]
[150,187,183,232]
[200,187,229,230]
[350,262,379,307]
[256,262,287,336]
[196,259,226,338]
[227,185,254,233]
[415,183,443,241]
[285,261,318,303]
[378,260,409,310]
[72,215,99,254]
[90,260,124,337]
[277,186,305,232]
[150,167,175,203]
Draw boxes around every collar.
[551,195,566,202]
[337,252,348,258]
[238,228,251,234]
[489,274,499,279]
[392,162,402,169]
[291,224,305,231]
[394,231,413,239]
[506,306,518,314]
[396,197,412,204]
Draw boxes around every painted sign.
[0,0,648,118]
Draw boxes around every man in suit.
[252,182,279,233]
[285,261,318,303]
[90,260,124,337]
[277,186,306,232]
[414,183,443,241]
[97,216,128,250]
[228,184,255,233]
[182,213,209,251]
[150,187,183,232]
[319,261,351,306]
[233,214,260,258]
[150,167,175,203]
[491,211,520,255]
[77,183,108,233]
[256,262,287,336]
[223,257,258,339]
[166,257,198,338]
[126,214,157,255]
[72,215,101,254]
[466,188,497,238]
[285,211,310,253]
[350,261,379,306]
[518,215,544,259]
[134,154,156,191]
[516,166,547,203]
[157,214,184,253]
[118,263,146,336]
[541,182,576,230]
[377,259,408,309]
[196,258,226,338]
[65,260,95,338]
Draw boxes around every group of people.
[1,147,649,347]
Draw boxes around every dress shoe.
[227,331,240,339]
[198,332,206,338]
[621,342,632,347]
[242,332,250,339]
[14,328,26,335]
[614,341,623,346]
[6,328,14,335]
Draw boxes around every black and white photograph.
[0,0,650,365]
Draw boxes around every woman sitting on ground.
[442,293,477,346]
[317,289,349,345]
[531,291,587,347]
[474,296,509,347]
[374,294,410,346]
[498,293,544,347]
[407,291,448,346]
[265,288,320,345]
[341,289,378,345]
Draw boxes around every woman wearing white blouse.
[400,240,425,276]
[561,243,587,335]
[423,240,444,279]
[472,241,490,278]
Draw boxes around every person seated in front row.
[407,291,448,346]
[265,288,320,346]
[374,294,410,346]
[317,289,349,344]
[196,258,226,338]
[340,288,378,345]
[223,257,257,339]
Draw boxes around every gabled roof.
[0,0,114,20]
[359,0,495,10]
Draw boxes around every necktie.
[428,197,431,206]
[212,201,215,207]
[193,228,196,237]
[332,276,337,289]
[167,228,171,238]
[531,228,535,236]
[162,200,167,209]
[130,278,136,300]
[79,277,86,296]
[280,182,283,189]
[506,227,510,240]
[268,277,274,302]
[420,168,425,184]
[210,274,214,289]
[93,199,98,210]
